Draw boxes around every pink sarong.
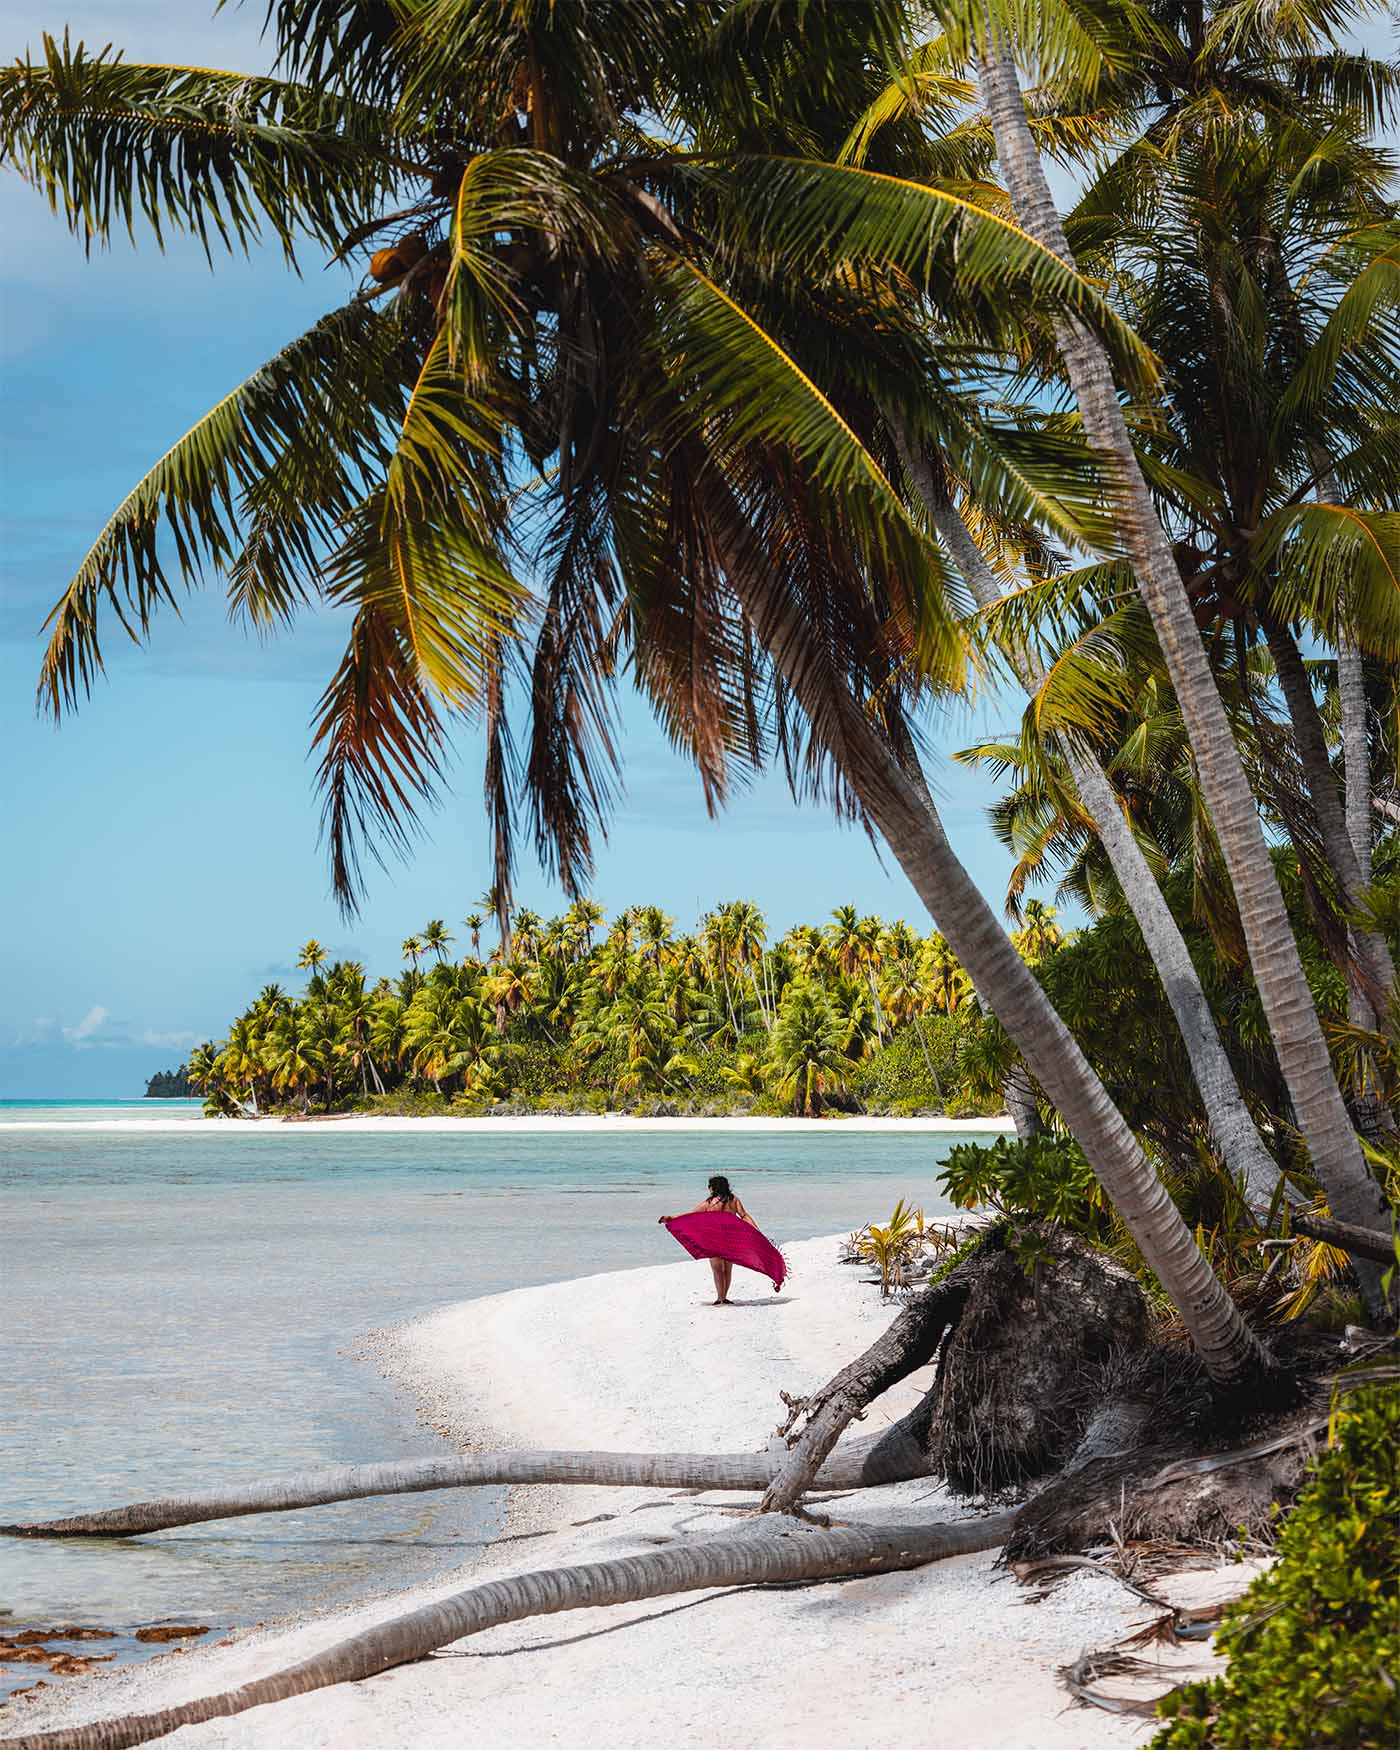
[663,1210,788,1292]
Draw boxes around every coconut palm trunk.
[1001,1064,1042,1139]
[730,580,1266,1385]
[975,40,1392,1294]
[760,1227,976,1512]
[1262,619,1397,1030]
[8,1512,1015,1750]
[1340,640,1373,892]
[1,1413,938,1540]
[894,431,1281,1205]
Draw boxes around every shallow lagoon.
[2,1108,979,1685]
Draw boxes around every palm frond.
[37,299,413,716]
[651,252,963,687]
[702,155,1158,385]
[1255,502,1400,661]
[311,601,451,912]
[0,33,407,260]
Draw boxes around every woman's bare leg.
[718,1260,733,1303]
[709,1259,728,1305]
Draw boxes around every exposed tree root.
[1006,1397,1329,1560]
[3,1512,1017,1750]
[929,1229,1149,1495]
[763,1223,1148,1512]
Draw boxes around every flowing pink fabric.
[663,1210,787,1292]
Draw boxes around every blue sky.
[2,5,1044,1096]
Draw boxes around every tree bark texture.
[895,430,1281,1206]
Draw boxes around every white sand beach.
[11,1235,1248,1749]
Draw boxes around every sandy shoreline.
[9,1235,1242,1748]
[1,1113,1015,1133]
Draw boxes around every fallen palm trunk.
[4,1512,1017,1750]
[764,1227,1151,1513]
[1,1413,934,1540]
[1289,1212,1396,1267]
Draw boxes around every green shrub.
[938,1135,1108,1238]
[852,1021,960,1111]
[496,1040,568,1097]
[1152,1382,1400,1750]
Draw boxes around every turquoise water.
[2,1115,979,1693]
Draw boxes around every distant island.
[180,900,1060,1120]
[144,1066,192,1098]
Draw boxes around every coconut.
[369,234,428,283]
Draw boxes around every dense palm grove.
[6,0,1400,1739]
[186,898,1059,1118]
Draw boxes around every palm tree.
[1013,900,1063,966]
[479,886,512,960]
[463,914,484,960]
[4,1,1275,1380]
[420,918,453,962]
[564,899,606,961]
[964,11,1392,1263]
[401,936,424,971]
[722,1051,770,1097]
[921,935,971,1019]
[296,939,327,975]
[769,983,851,1115]
[511,907,543,964]
[825,905,866,978]
[220,1016,264,1113]
[267,1010,317,1114]
[638,905,676,966]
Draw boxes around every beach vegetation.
[1152,1382,1400,1750]
[181,902,1012,1119]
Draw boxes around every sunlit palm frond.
[0,33,406,259]
[1255,502,1400,661]
[837,36,974,167]
[700,156,1158,384]
[651,252,964,685]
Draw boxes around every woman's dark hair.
[708,1175,735,1205]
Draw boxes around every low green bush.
[496,1040,568,1098]
[851,1021,960,1111]
[938,1135,1108,1238]
[1152,1381,1400,1750]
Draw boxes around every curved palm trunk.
[896,437,1280,1205]
[1341,640,1374,887]
[976,41,1392,1300]
[9,1513,1016,1750]
[1002,1063,1042,1139]
[1,1417,936,1540]
[731,592,1266,1385]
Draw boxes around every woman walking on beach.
[659,1176,786,1303]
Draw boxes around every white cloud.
[63,1004,109,1043]
[140,1028,199,1051]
